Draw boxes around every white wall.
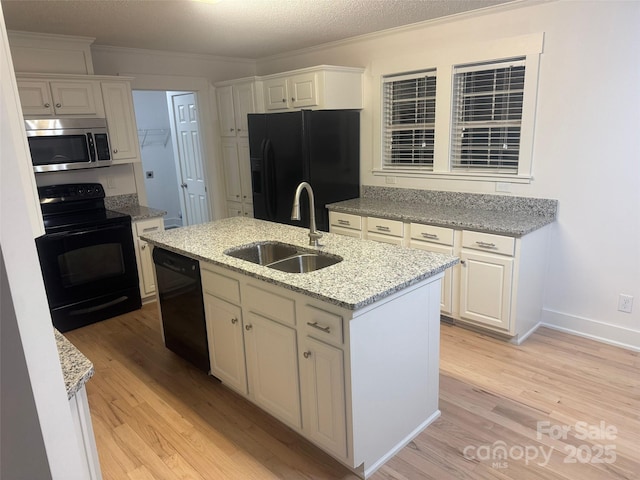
[132,90,183,227]
[256,1,640,349]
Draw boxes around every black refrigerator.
[248,110,360,232]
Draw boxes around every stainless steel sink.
[266,253,342,273]
[225,241,299,265]
[224,241,342,273]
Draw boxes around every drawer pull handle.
[303,351,312,358]
[476,241,496,248]
[231,317,238,324]
[337,219,350,226]
[142,226,159,233]
[376,225,390,232]
[421,232,438,239]
[245,324,252,331]
[307,321,331,333]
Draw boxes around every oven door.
[35,221,141,331]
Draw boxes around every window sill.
[372,169,533,184]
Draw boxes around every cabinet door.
[17,80,54,116]
[410,240,454,314]
[244,312,301,429]
[50,81,101,116]
[227,201,244,218]
[101,82,139,161]
[134,219,164,298]
[459,250,513,331]
[222,141,242,202]
[300,336,347,458]
[204,294,248,394]
[233,83,255,137]
[216,85,236,137]
[263,77,289,110]
[242,203,254,218]
[289,72,318,109]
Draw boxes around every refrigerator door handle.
[263,139,277,220]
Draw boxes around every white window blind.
[450,58,525,173]
[382,70,436,170]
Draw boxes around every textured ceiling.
[1,0,514,59]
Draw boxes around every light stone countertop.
[142,216,458,310]
[55,330,94,399]
[111,203,167,222]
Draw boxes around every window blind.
[450,58,525,173]
[382,70,436,170]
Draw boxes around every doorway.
[132,90,210,228]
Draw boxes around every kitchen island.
[142,216,457,478]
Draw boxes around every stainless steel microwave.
[25,118,112,173]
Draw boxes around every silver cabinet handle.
[142,226,159,233]
[421,232,438,239]
[44,103,51,108]
[303,351,312,358]
[113,148,118,154]
[231,317,238,324]
[376,225,390,232]
[337,219,350,226]
[307,321,330,333]
[55,103,62,108]
[141,244,146,250]
[460,260,466,266]
[237,128,241,132]
[245,324,252,331]
[282,98,286,103]
[230,128,235,132]
[476,241,496,248]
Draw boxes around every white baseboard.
[541,309,640,352]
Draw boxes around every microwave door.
[28,133,94,172]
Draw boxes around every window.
[382,70,437,170]
[450,58,525,173]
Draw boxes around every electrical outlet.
[496,182,511,193]
[106,176,116,189]
[146,170,154,179]
[618,294,633,313]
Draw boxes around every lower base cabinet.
[200,262,442,478]
[70,385,102,480]
[133,218,164,301]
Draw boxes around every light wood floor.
[65,303,640,480]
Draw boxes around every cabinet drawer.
[245,284,295,326]
[462,230,515,257]
[201,267,241,304]
[329,212,362,230]
[367,217,403,237]
[302,304,344,346]
[410,223,454,246]
[135,218,163,237]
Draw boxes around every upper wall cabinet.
[101,80,140,162]
[262,65,364,111]
[17,77,104,117]
[216,81,257,138]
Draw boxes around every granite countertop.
[55,330,94,399]
[142,217,458,310]
[104,193,166,221]
[327,187,558,237]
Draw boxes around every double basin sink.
[225,241,342,273]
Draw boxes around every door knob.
[181,183,188,188]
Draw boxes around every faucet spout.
[291,181,323,247]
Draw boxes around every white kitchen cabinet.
[101,80,140,162]
[365,217,404,245]
[17,77,104,117]
[222,138,253,217]
[197,262,443,477]
[329,211,362,239]
[244,310,302,429]
[409,223,456,314]
[216,81,256,138]
[262,66,364,111]
[203,293,248,395]
[331,212,551,343]
[69,386,103,480]
[133,218,164,300]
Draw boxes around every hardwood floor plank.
[64,304,640,480]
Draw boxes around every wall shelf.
[138,129,171,149]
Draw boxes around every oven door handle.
[43,223,126,238]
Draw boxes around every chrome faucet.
[291,181,323,247]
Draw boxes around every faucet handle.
[309,230,323,247]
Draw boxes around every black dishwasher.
[153,248,210,372]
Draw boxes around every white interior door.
[170,92,210,225]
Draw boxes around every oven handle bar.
[68,296,130,316]
[43,223,127,238]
